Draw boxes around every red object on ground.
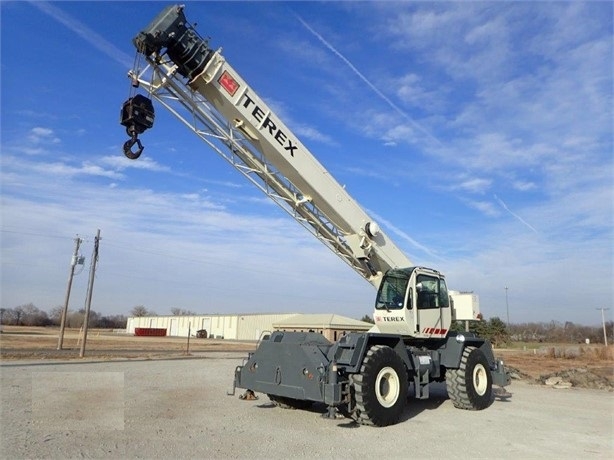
[134,328,167,337]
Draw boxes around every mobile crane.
[120,4,510,427]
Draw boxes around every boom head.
[133,4,213,81]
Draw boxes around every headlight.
[455,334,466,343]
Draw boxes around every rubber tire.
[446,346,493,410]
[351,345,408,427]
[268,394,313,410]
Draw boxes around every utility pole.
[57,236,83,350]
[596,307,610,346]
[505,286,510,326]
[80,229,101,358]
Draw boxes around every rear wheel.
[446,346,493,410]
[351,345,408,426]
[268,394,313,410]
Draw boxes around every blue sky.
[1,1,612,325]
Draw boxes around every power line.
[0,228,98,242]
[80,229,101,358]
[0,229,77,240]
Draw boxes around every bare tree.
[49,305,64,326]
[360,314,374,324]
[130,305,157,317]
[15,303,50,327]
[171,307,196,316]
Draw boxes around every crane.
[120,4,510,426]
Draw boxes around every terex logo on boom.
[239,94,298,157]
[218,70,298,157]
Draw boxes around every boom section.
[130,5,412,287]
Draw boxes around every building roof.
[273,313,371,330]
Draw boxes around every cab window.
[416,274,449,309]
[375,273,408,310]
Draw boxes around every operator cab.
[373,267,452,339]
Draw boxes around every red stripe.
[421,328,449,335]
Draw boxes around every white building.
[126,313,372,341]
[126,313,297,340]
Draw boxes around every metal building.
[126,313,297,340]
[126,313,372,341]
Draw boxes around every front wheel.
[446,346,493,410]
[351,345,408,427]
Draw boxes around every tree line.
[449,317,612,346]
[0,304,200,329]
[362,314,612,346]
[0,303,127,329]
[129,306,197,317]
[506,320,613,345]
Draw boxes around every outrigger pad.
[238,390,259,401]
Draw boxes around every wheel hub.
[473,363,488,396]
[375,366,400,408]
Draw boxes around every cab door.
[414,271,451,338]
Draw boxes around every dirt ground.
[1,326,612,390]
[3,355,611,459]
[497,346,613,391]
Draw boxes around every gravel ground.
[1,352,612,459]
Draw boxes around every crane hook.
[123,132,144,160]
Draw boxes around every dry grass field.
[0,326,254,360]
[497,345,613,388]
[1,326,612,389]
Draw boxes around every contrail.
[494,195,538,234]
[29,1,133,69]
[295,14,443,148]
[368,210,444,262]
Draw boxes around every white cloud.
[512,180,536,192]
[296,14,443,148]
[465,199,500,218]
[368,210,442,262]
[264,98,337,146]
[99,155,170,173]
[0,152,375,317]
[457,177,492,194]
[437,173,494,196]
[1,185,294,316]
[292,124,336,146]
[27,127,60,146]
[3,155,125,181]
[277,38,331,67]
[395,73,443,111]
